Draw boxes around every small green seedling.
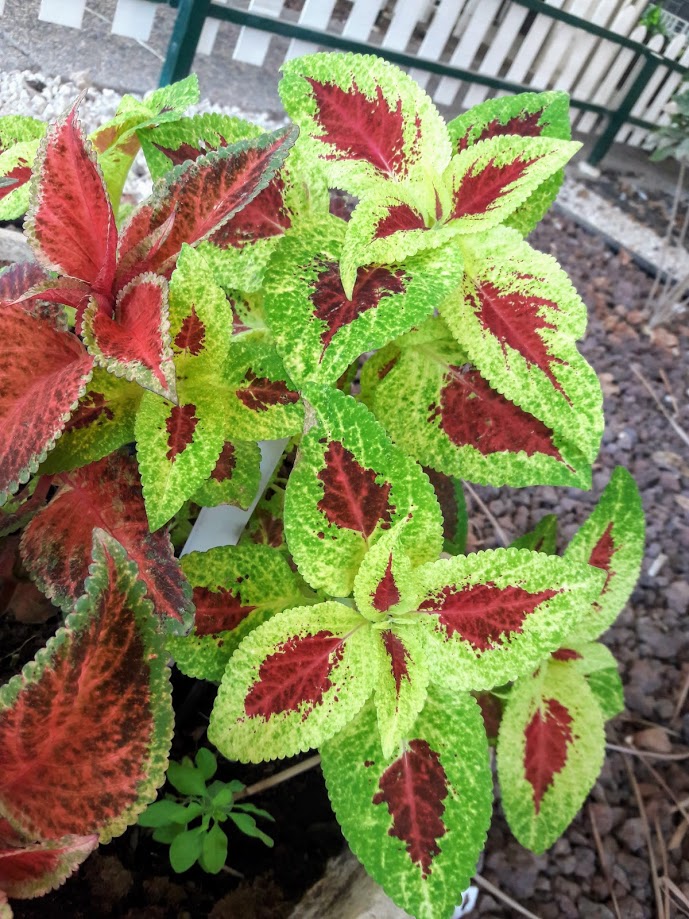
[138,747,274,874]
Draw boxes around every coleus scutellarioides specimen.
[0,51,644,918]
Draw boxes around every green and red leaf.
[208,602,375,762]
[0,834,98,900]
[190,440,261,511]
[416,548,605,691]
[25,103,117,295]
[20,452,193,631]
[321,686,492,919]
[0,306,93,504]
[263,216,463,385]
[563,467,644,643]
[115,126,298,290]
[168,544,307,682]
[497,659,605,853]
[511,514,559,554]
[360,319,590,489]
[284,386,443,596]
[0,532,173,843]
[279,52,451,196]
[442,228,603,461]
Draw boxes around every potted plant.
[0,52,643,919]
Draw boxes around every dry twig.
[624,758,666,919]
[588,803,622,919]
[235,754,321,801]
[473,874,541,919]
[607,742,689,761]
[464,482,509,547]
[631,364,689,450]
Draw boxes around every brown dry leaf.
[653,451,689,477]
[650,327,680,350]
[674,495,689,514]
[599,372,620,397]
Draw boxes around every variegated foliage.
[0,51,643,918]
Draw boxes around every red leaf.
[210,442,236,483]
[317,442,394,539]
[0,834,98,899]
[466,279,567,397]
[0,263,48,307]
[88,275,174,398]
[306,78,412,178]
[434,365,563,461]
[115,127,297,289]
[456,112,545,152]
[173,305,206,356]
[165,403,198,461]
[372,738,448,877]
[374,201,427,239]
[0,161,32,201]
[588,522,618,595]
[524,697,574,813]
[0,535,171,841]
[0,306,93,499]
[63,390,115,433]
[152,139,223,165]
[311,260,407,351]
[249,507,284,549]
[372,556,401,612]
[450,153,538,220]
[381,629,411,696]
[20,453,192,629]
[210,175,292,249]
[244,630,344,718]
[474,691,502,739]
[419,582,559,651]
[236,372,300,412]
[27,104,117,295]
[193,586,257,635]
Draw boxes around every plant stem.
[646,160,685,312]
[235,754,322,801]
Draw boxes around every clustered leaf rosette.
[0,49,646,918]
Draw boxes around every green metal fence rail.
[159,0,684,166]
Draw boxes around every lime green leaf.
[360,318,591,489]
[416,548,606,692]
[321,686,492,919]
[284,385,443,596]
[168,544,308,682]
[167,760,207,798]
[279,52,451,196]
[497,659,605,853]
[208,602,376,762]
[0,139,40,220]
[443,228,604,463]
[511,514,558,554]
[201,823,228,873]
[170,826,205,872]
[195,748,217,781]
[229,811,274,846]
[550,641,624,721]
[138,799,195,827]
[191,440,261,510]
[564,467,644,643]
[38,369,142,476]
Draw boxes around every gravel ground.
[2,69,689,918]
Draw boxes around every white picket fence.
[3,0,688,148]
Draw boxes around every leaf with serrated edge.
[115,126,298,291]
[416,548,605,692]
[321,685,492,919]
[191,440,261,510]
[447,91,571,237]
[352,521,421,622]
[279,52,451,196]
[563,467,644,643]
[38,369,142,476]
[443,227,603,462]
[0,306,94,505]
[285,385,443,596]
[550,641,624,721]
[0,531,173,844]
[25,103,117,294]
[139,112,263,182]
[0,834,98,900]
[441,134,578,233]
[423,468,468,556]
[208,602,375,762]
[83,273,176,401]
[360,318,590,489]
[168,544,307,682]
[20,452,193,632]
[498,659,605,853]
[264,217,463,380]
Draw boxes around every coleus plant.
[0,53,643,919]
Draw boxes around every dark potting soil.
[2,207,689,917]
